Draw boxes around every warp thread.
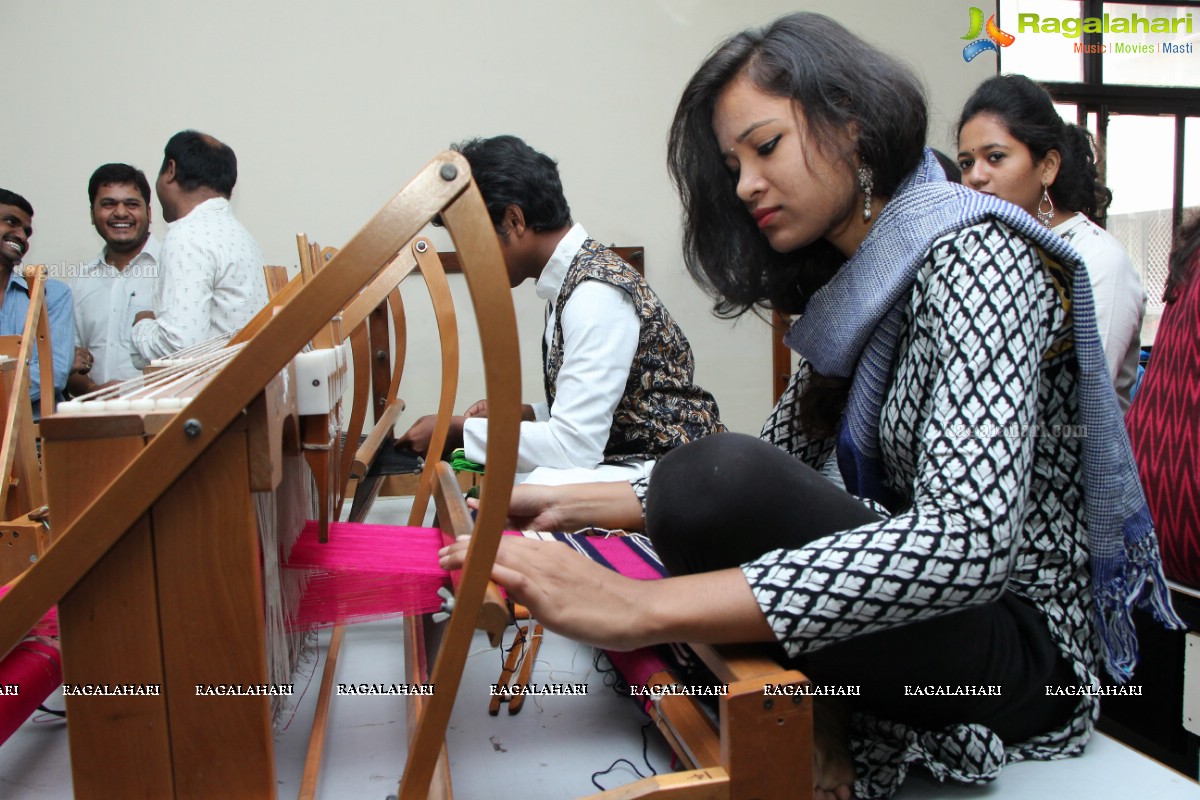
[282,521,454,631]
[0,586,61,744]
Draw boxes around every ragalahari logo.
[962,7,1016,61]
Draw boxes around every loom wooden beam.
[0,267,47,516]
[350,400,406,480]
[31,268,56,422]
[298,624,345,800]
[342,321,371,490]
[339,246,419,334]
[431,461,509,647]
[303,415,339,543]
[642,671,721,770]
[397,181,521,800]
[590,768,731,799]
[408,239,459,524]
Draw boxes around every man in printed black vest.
[397,135,723,484]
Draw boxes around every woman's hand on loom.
[468,483,572,531]
[438,536,777,652]
[467,481,646,533]
[439,535,654,651]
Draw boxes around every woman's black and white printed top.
[752,220,1099,797]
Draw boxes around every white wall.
[8,0,994,434]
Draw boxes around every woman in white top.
[957,74,1144,409]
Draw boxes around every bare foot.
[813,698,855,800]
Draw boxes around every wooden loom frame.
[0,160,815,799]
[247,228,818,799]
[248,231,816,798]
[0,266,57,584]
[0,152,522,799]
[294,234,476,799]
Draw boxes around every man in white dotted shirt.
[131,130,268,364]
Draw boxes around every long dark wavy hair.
[1166,212,1200,304]
[957,74,1112,221]
[667,12,927,321]
[667,13,927,436]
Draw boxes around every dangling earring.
[858,166,874,223]
[1037,185,1055,226]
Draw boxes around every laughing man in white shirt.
[131,130,268,364]
[397,136,723,484]
[67,163,160,397]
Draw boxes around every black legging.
[645,432,1078,742]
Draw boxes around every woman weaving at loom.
[440,13,1179,800]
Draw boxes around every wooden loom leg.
[45,432,174,800]
[299,624,346,800]
[643,671,721,771]
[152,425,275,800]
[397,187,521,799]
[721,676,812,800]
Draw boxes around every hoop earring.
[858,166,874,223]
[1037,186,1055,226]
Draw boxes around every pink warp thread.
[0,587,61,744]
[284,521,451,630]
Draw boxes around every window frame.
[1002,0,1200,230]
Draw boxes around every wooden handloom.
[0,152,523,799]
[290,233,482,798]
[260,235,818,799]
[252,231,817,798]
[0,265,58,584]
[0,266,64,743]
[0,160,814,800]
[261,232,456,529]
